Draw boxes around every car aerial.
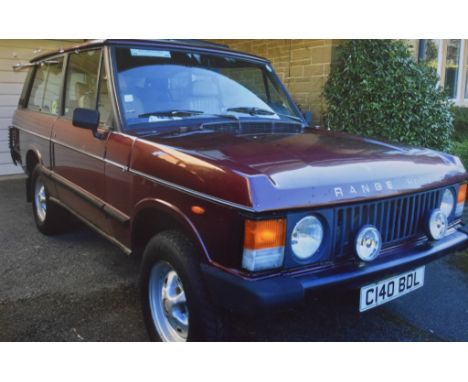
[8,39,468,341]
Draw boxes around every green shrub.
[323,40,454,152]
[452,141,468,168]
[452,106,468,142]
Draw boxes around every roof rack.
[13,59,61,71]
[30,39,268,64]
[12,63,37,71]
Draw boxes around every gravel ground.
[1,177,467,341]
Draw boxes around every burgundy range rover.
[9,39,468,341]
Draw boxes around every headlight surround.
[291,215,324,260]
[355,225,382,262]
[440,188,455,218]
[427,208,448,240]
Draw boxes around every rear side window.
[28,57,64,115]
[64,50,101,118]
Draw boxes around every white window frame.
[434,39,468,107]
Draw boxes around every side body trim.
[15,125,50,141]
[40,166,129,225]
[49,196,132,255]
[129,168,256,212]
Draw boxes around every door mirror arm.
[92,127,107,140]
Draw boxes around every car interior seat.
[119,75,144,119]
[76,82,95,110]
[143,77,175,112]
[189,79,222,114]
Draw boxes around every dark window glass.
[28,57,64,115]
[64,49,101,118]
[444,39,461,99]
[464,55,468,100]
[221,67,268,100]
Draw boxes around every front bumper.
[202,228,468,314]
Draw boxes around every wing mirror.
[72,108,103,138]
[302,111,313,125]
[295,102,313,126]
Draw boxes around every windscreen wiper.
[275,112,303,123]
[138,110,204,118]
[226,106,303,123]
[138,110,240,122]
[226,107,276,116]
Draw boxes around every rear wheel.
[140,231,225,341]
[31,166,68,235]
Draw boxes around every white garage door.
[0,40,83,176]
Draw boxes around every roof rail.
[162,39,229,49]
[12,63,37,71]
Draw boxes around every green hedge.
[452,106,468,141]
[452,107,468,168]
[323,40,454,152]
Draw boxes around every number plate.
[359,267,425,312]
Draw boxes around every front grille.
[332,188,443,259]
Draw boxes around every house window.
[444,40,461,99]
[423,39,441,71]
[465,58,468,100]
[420,39,468,106]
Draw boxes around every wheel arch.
[25,148,43,202]
[25,148,42,176]
[131,198,211,263]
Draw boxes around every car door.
[98,52,133,249]
[52,48,111,233]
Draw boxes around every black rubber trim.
[49,196,132,255]
[202,229,468,314]
[40,166,129,225]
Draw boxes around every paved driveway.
[1,178,467,341]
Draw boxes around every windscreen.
[113,47,301,128]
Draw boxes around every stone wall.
[209,39,341,124]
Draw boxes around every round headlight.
[440,188,455,217]
[355,225,382,262]
[291,215,324,260]
[427,209,448,240]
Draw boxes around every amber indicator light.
[244,219,286,250]
[457,184,467,204]
[191,205,206,215]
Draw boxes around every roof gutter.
[28,39,270,65]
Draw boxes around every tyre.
[31,166,68,235]
[140,231,224,342]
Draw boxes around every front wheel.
[147,261,189,341]
[140,231,225,342]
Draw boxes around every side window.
[27,57,64,115]
[64,50,101,118]
[19,67,34,108]
[28,65,47,111]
